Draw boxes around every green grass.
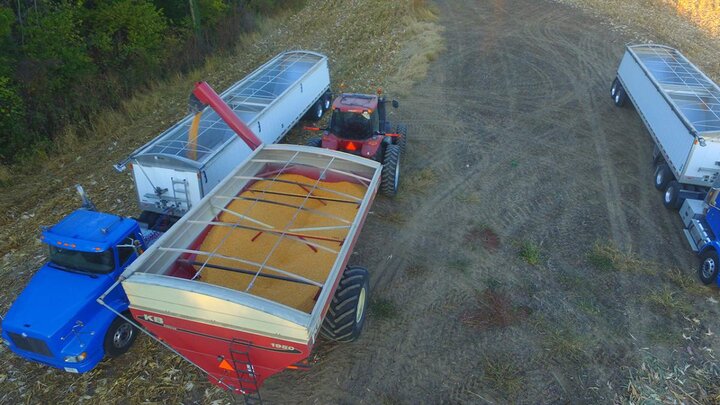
[645,286,693,314]
[481,355,523,400]
[519,241,541,266]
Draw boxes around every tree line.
[0,0,302,163]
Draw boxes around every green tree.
[88,0,168,86]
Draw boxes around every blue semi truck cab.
[679,180,720,286]
[0,207,162,373]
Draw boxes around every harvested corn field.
[3,0,720,404]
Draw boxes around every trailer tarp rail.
[132,51,328,166]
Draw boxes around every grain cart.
[611,44,720,285]
[115,51,331,221]
[305,92,405,196]
[98,144,381,401]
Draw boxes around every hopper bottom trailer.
[99,144,381,400]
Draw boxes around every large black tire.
[322,91,332,111]
[304,100,324,121]
[320,266,370,342]
[104,313,138,357]
[663,180,683,210]
[611,78,627,107]
[395,123,408,155]
[380,144,401,196]
[699,249,719,285]
[652,145,663,165]
[306,137,323,148]
[654,163,672,191]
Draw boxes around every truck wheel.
[322,91,332,111]
[654,163,672,190]
[611,78,620,98]
[104,314,138,357]
[304,101,324,121]
[652,145,663,165]
[306,137,322,148]
[611,78,627,107]
[380,144,401,196]
[699,249,719,285]
[663,180,683,209]
[320,266,370,342]
[396,123,408,155]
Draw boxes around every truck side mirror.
[392,100,399,108]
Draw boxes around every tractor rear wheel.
[320,266,370,342]
[663,180,682,210]
[306,137,322,148]
[381,144,401,196]
[396,123,408,155]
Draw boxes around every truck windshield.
[330,110,378,140]
[48,246,115,274]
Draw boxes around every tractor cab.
[329,94,381,141]
[305,91,405,196]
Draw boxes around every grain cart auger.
[305,90,406,196]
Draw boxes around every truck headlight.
[64,352,87,363]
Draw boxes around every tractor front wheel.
[320,266,370,342]
[396,123,408,155]
[381,144,401,196]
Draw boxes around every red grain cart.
[100,144,381,401]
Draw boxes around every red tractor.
[305,92,406,196]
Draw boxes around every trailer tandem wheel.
[654,163,672,191]
[320,266,370,342]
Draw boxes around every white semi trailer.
[115,51,331,221]
[612,44,720,286]
[612,44,720,209]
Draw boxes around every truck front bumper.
[4,341,103,373]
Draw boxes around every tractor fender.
[361,136,384,159]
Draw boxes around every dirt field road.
[265,0,718,403]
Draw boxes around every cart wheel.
[654,163,672,190]
[320,266,370,342]
[395,123,408,155]
[305,101,324,121]
[699,249,719,285]
[306,137,323,148]
[104,314,138,357]
[663,180,682,209]
[380,144,401,196]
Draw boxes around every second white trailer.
[116,51,331,219]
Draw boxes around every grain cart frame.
[99,144,381,401]
[612,44,720,209]
[116,51,332,219]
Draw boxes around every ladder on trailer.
[229,339,263,404]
